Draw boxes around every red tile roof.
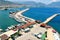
[40,23,46,27]
[13,21,36,31]
[20,22,36,29]
[0,34,9,40]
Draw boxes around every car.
[23,28,30,33]
[29,25,33,28]
[34,32,43,39]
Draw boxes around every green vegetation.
[11,35,15,40]
[41,33,47,40]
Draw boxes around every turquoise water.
[23,8,60,33]
[0,8,20,30]
[0,8,26,30]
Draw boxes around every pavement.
[16,24,46,40]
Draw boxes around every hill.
[16,1,46,7]
[0,0,23,8]
[0,0,18,6]
[48,2,60,7]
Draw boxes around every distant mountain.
[48,2,60,7]
[0,0,24,9]
[20,1,60,8]
[1,0,60,8]
[16,1,46,7]
[18,1,36,5]
[36,2,46,7]
[0,0,19,6]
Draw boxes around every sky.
[5,0,60,4]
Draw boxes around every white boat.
[0,29,2,32]
[8,25,15,30]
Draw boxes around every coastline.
[10,8,35,22]
[9,8,60,40]
[0,8,60,40]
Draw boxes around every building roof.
[13,21,36,31]
[40,23,46,27]
[20,21,36,29]
[1,34,9,40]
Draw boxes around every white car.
[24,28,30,33]
[34,32,43,39]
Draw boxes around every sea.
[0,7,60,33]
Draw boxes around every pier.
[12,8,35,22]
[43,14,58,24]
[15,8,29,16]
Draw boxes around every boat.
[0,29,3,32]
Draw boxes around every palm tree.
[10,35,15,40]
[17,29,22,36]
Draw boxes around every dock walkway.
[14,8,35,22]
[43,14,58,24]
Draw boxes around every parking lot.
[16,24,46,40]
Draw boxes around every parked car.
[23,28,30,33]
[34,32,43,39]
[29,25,33,28]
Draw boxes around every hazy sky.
[6,0,60,4]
